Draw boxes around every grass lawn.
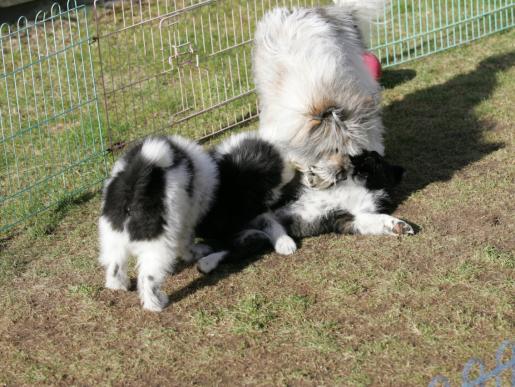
[0,29,514,385]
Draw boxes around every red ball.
[362,52,382,80]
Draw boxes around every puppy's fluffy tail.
[333,0,388,45]
[141,137,174,168]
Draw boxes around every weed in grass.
[68,283,102,299]
[26,363,51,384]
[67,255,97,272]
[333,279,367,296]
[0,255,29,283]
[227,294,276,334]
[480,245,515,268]
[392,268,410,291]
[26,191,96,238]
[275,294,313,317]
[193,308,223,330]
[347,367,373,387]
[299,321,339,353]
[437,260,482,284]
[416,321,438,343]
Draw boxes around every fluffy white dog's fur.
[98,136,218,311]
[254,0,387,188]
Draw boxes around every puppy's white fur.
[276,175,414,236]
[99,136,218,312]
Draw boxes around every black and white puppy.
[98,136,218,311]
[99,132,296,311]
[196,151,414,274]
[276,151,414,238]
[195,132,297,272]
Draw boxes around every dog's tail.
[333,0,388,45]
[140,137,175,169]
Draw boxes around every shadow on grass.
[28,190,97,238]
[168,253,268,305]
[384,51,513,208]
[381,69,417,89]
[168,51,513,303]
[168,238,276,304]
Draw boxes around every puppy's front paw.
[142,291,169,312]
[197,252,227,274]
[188,243,213,262]
[274,235,297,255]
[105,274,130,291]
[392,219,414,235]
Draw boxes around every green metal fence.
[371,0,515,67]
[1,0,514,234]
[1,2,105,233]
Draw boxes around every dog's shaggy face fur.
[253,4,386,188]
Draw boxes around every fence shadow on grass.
[167,51,513,303]
[383,51,513,209]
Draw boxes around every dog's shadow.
[384,51,513,209]
[168,244,277,305]
[167,51,513,304]
[381,68,417,89]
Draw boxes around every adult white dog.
[254,0,387,188]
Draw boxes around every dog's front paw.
[142,291,169,312]
[105,274,130,291]
[188,243,213,262]
[197,252,227,274]
[274,235,297,255]
[391,219,414,235]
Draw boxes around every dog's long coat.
[254,1,388,188]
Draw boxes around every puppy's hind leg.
[136,240,174,312]
[249,213,297,255]
[98,217,130,291]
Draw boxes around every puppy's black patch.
[331,210,355,234]
[197,138,285,241]
[102,137,194,241]
[351,151,405,191]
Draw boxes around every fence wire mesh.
[1,0,514,233]
[1,2,105,233]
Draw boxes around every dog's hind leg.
[350,213,414,236]
[135,239,174,312]
[248,212,297,255]
[98,217,131,291]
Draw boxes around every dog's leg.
[350,213,414,236]
[136,240,173,312]
[249,213,297,255]
[187,243,213,263]
[197,251,228,274]
[98,217,130,291]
